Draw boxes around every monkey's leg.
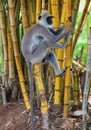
[42,51,66,76]
[27,62,34,130]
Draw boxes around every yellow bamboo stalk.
[51,0,59,28]
[7,33,15,79]
[7,13,15,80]
[51,0,59,57]
[34,65,48,114]
[54,0,66,105]
[73,71,79,105]
[8,0,30,110]
[42,0,46,12]
[26,0,31,27]
[63,0,71,118]
[72,0,80,36]
[30,0,35,25]
[0,0,8,86]
[51,0,65,105]
[20,0,29,33]
[36,0,42,22]
[72,0,90,55]
[48,0,51,14]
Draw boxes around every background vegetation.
[0,0,91,129]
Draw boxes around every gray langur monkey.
[21,11,72,130]
[21,11,72,76]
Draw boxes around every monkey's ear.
[68,16,72,22]
[38,15,41,20]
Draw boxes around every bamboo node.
[55,89,61,92]
[57,59,64,61]
[65,86,70,88]
[64,103,69,106]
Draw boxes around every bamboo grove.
[0,0,91,129]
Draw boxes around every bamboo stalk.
[63,0,71,118]
[6,11,15,81]
[42,0,46,12]
[26,0,31,27]
[0,23,7,105]
[51,0,59,29]
[72,0,80,35]
[34,65,48,114]
[82,27,91,130]
[30,0,35,25]
[73,70,79,105]
[0,0,8,86]
[34,65,49,129]
[72,60,86,71]
[48,0,51,14]
[72,0,90,55]
[20,0,29,33]
[36,0,42,22]
[54,0,66,105]
[15,0,20,25]
[8,0,30,110]
[81,6,91,32]
[51,0,60,105]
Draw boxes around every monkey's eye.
[47,17,53,25]
[38,15,41,20]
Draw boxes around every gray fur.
[21,11,72,74]
[21,21,72,69]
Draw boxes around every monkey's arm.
[48,42,67,49]
[49,23,66,35]
[47,28,71,49]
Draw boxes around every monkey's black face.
[38,15,41,20]
[38,15,53,25]
[47,16,53,25]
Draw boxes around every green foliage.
[73,12,91,65]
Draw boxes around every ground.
[0,102,30,130]
[0,101,91,130]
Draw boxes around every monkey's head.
[38,11,54,28]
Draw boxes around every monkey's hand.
[57,23,66,34]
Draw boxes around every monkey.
[21,11,72,130]
[21,11,72,76]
